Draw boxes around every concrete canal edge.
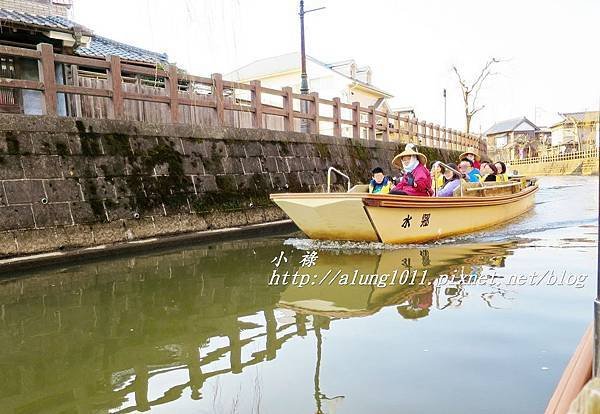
[0,219,297,276]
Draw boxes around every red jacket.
[393,163,432,196]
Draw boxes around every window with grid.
[0,56,20,110]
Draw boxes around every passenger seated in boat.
[389,144,432,196]
[459,147,481,169]
[369,167,392,194]
[494,161,509,182]
[430,161,445,195]
[480,161,499,182]
[436,163,461,197]
[459,159,481,183]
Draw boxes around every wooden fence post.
[352,101,360,139]
[212,73,224,126]
[168,64,179,123]
[107,55,124,119]
[70,64,82,117]
[310,92,319,134]
[427,122,433,147]
[37,43,57,116]
[250,80,263,129]
[382,111,389,142]
[283,86,294,132]
[368,105,376,140]
[332,97,341,138]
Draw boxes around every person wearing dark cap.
[368,167,392,194]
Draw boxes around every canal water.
[0,176,597,414]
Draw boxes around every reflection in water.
[0,239,518,413]
[279,242,517,320]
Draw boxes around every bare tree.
[452,58,502,134]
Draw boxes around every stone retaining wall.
[0,114,462,258]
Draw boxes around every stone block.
[61,156,97,178]
[225,141,247,158]
[182,157,204,175]
[260,157,278,173]
[192,175,217,193]
[244,142,262,157]
[261,142,279,157]
[0,205,35,230]
[22,156,62,179]
[32,203,73,227]
[3,180,46,204]
[286,157,304,172]
[44,179,82,202]
[70,201,97,224]
[241,157,262,174]
[94,156,127,177]
[222,158,244,175]
[276,158,290,173]
[0,156,25,179]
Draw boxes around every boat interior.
[347,178,536,197]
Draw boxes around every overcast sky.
[72,0,599,132]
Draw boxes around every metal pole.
[443,89,447,130]
[443,88,447,144]
[300,0,308,96]
[299,0,309,132]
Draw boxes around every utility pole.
[299,0,325,132]
[443,88,447,141]
[443,88,447,129]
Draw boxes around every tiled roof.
[76,36,168,64]
[484,117,538,135]
[0,8,168,64]
[225,52,393,98]
[0,8,89,33]
[559,111,600,123]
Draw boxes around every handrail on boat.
[327,167,351,193]
[465,182,521,192]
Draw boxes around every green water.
[0,176,597,413]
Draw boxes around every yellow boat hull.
[270,185,538,244]
[271,194,379,241]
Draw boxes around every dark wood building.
[0,5,168,115]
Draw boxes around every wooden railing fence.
[0,43,485,153]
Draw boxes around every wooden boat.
[270,177,538,244]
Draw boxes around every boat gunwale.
[270,185,538,208]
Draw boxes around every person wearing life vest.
[459,147,481,170]
[479,161,499,182]
[458,158,481,182]
[389,144,432,196]
[430,161,446,195]
[494,161,509,182]
[368,166,392,194]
